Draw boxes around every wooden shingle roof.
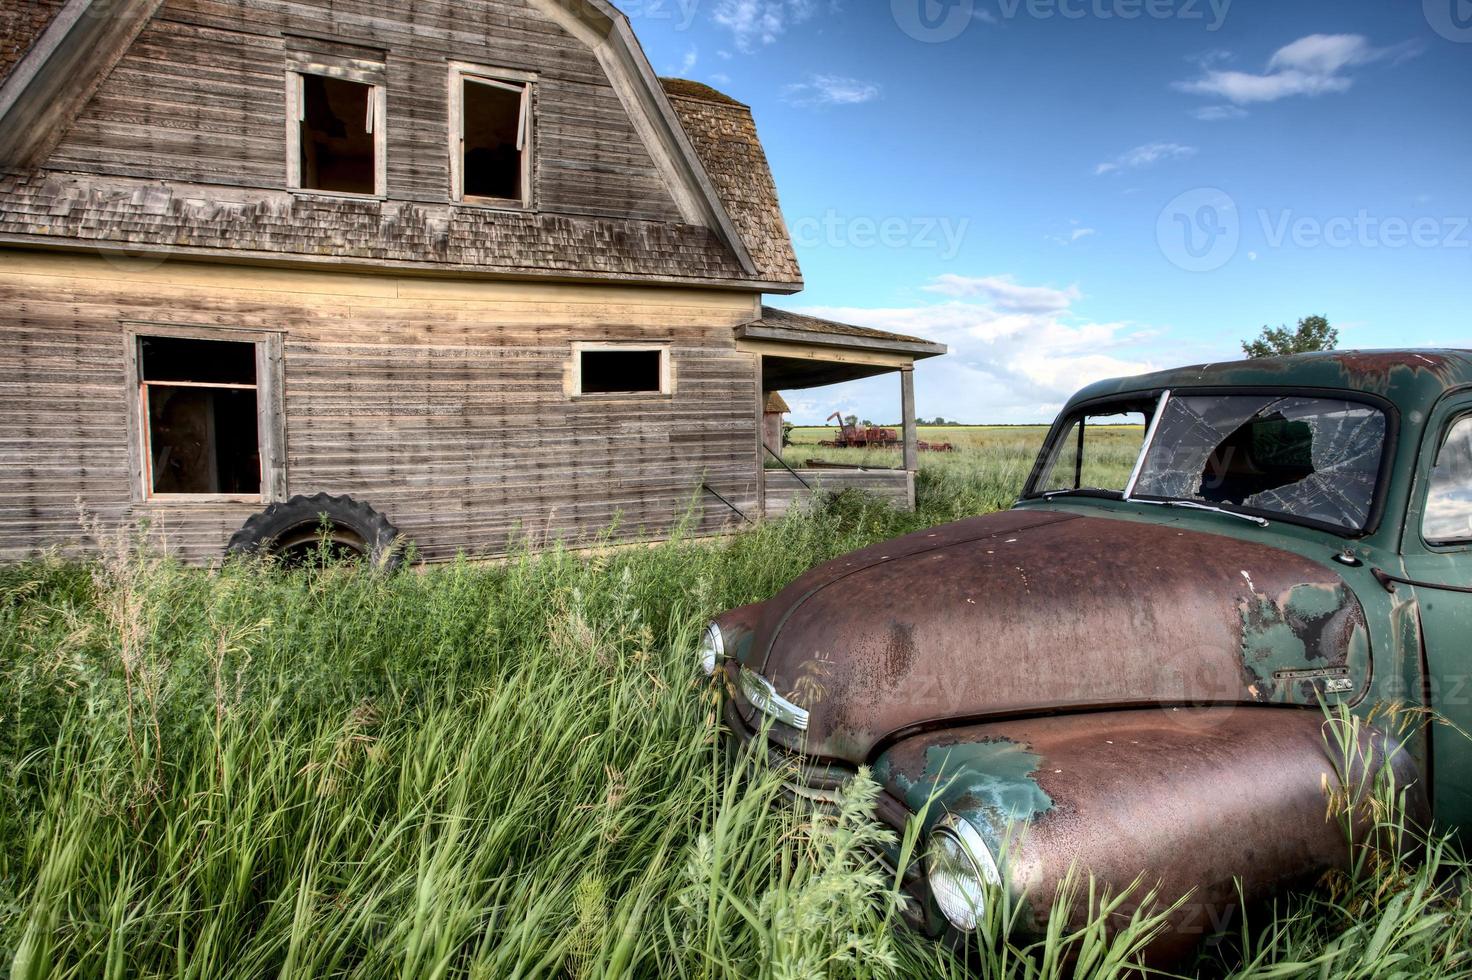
[661,78,803,288]
[0,0,65,86]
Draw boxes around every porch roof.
[740,306,947,358]
[738,306,947,390]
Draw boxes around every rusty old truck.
[700,349,1472,958]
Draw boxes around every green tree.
[1242,315,1339,359]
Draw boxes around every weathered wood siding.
[43,0,684,223]
[763,469,915,518]
[0,250,761,563]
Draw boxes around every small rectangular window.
[139,336,262,496]
[577,347,667,395]
[1424,417,1472,545]
[294,72,380,195]
[452,65,530,204]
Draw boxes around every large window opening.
[139,336,261,496]
[576,347,666,395]
[296,73,378,195]
[451,66,530,204]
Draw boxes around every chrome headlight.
[925,815,1001,931]
[698,623,725,675]
[737,669,809,731]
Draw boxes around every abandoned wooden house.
[0,0,946,565]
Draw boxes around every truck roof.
[1070,349,1472,412]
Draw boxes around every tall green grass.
[1,485,1468,977]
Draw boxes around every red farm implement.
[819,413,955,452]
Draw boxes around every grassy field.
[0,434,1468,978]
[778,425,1144,507]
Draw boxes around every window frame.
[286,65,388,199]
[570,342,672,400]
[448,62,535,209]
[1035,407,1150,496]
[123,324,287,505]
[1418,410,1472,550]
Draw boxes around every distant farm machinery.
[820,413,955,452]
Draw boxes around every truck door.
[1402,402,1472,832]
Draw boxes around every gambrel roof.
[0,0,803,291]
[662,79,802,287]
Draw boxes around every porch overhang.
[737,307,946,516]
[736,306,947,389]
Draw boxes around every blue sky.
[625,0,1472,424]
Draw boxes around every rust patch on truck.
[747,513,1372,762]
[872,708,1429,962]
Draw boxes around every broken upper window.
[1040,411,1147,494]
[577,348,666,395]
[295,73,379,195]
[454,69,530,203]
[1424,417,1472,545]
[1132,394,1388,531]
[139,336,261,496]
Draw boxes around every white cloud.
[782,74,880,107]
[1268,34,1378,75]
[712,0,820,52]
[671,46,698,76]
[923,274,1080,313]
[1094,142,1197,176]
[1192,104,1247,121]
[785,291,1161,423]
[1174,34,1419,106]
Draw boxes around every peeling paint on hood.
[742,511,1369,762]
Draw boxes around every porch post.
[755,354,766,518]
[901,366,918,472]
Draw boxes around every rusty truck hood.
[740,510,1370,762]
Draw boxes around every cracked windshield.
[1133,395,1388,531]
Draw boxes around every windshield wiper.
[1139,499,1271,527]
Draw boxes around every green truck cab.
[702,350,1472,959]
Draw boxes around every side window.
[573,345,669,397]
[137,336,263,497]
[451,65,532,205]
[289,70,384,196]
[1424,417,1472,545]
[1041,412,1147,493]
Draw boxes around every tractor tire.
[226,494,404,571]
